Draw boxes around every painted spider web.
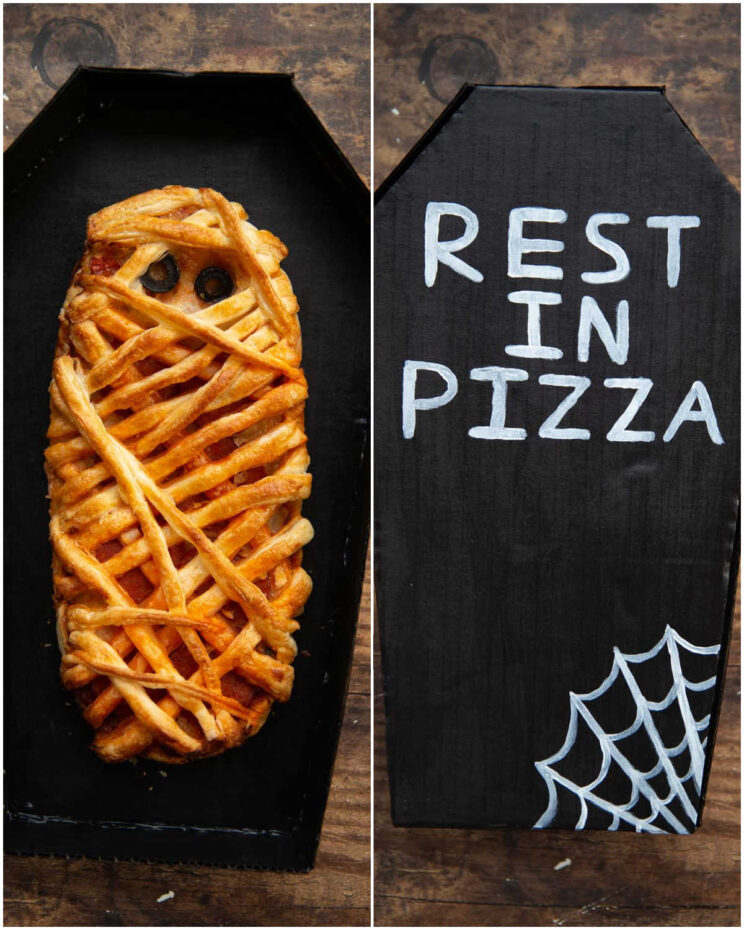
[534,625,720,834]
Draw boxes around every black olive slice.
[195,266,234,303]
[140,254,180,293]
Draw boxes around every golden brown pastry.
[45,186,313,763]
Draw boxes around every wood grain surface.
[3,4,370,926]
[373,4,740,926]
[374,2,740,191]
[3,3,370,185]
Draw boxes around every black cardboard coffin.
[374,85,739,832]
[5,67,369,870]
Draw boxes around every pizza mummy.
[45,186,313,763]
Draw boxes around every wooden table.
[374,4,740,926]
[3,4,370,926]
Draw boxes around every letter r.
[424,202,484,287]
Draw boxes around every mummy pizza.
[45,186,313,763]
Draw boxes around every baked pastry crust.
[45,186,313,763]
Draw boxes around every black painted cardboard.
[5,67,369,870]
[375,85,739,832]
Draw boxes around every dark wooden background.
[374,4,740,927]
[374,3,739,190]
[3,4,370,926]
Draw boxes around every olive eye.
[195,266,234,303]
[140,254,180,293]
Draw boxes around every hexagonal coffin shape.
[5,67,369,869]
[375,85,739,832]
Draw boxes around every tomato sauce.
[90,254,123,277]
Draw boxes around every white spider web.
[534,625,720,834]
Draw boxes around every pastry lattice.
[46,186,313,763]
